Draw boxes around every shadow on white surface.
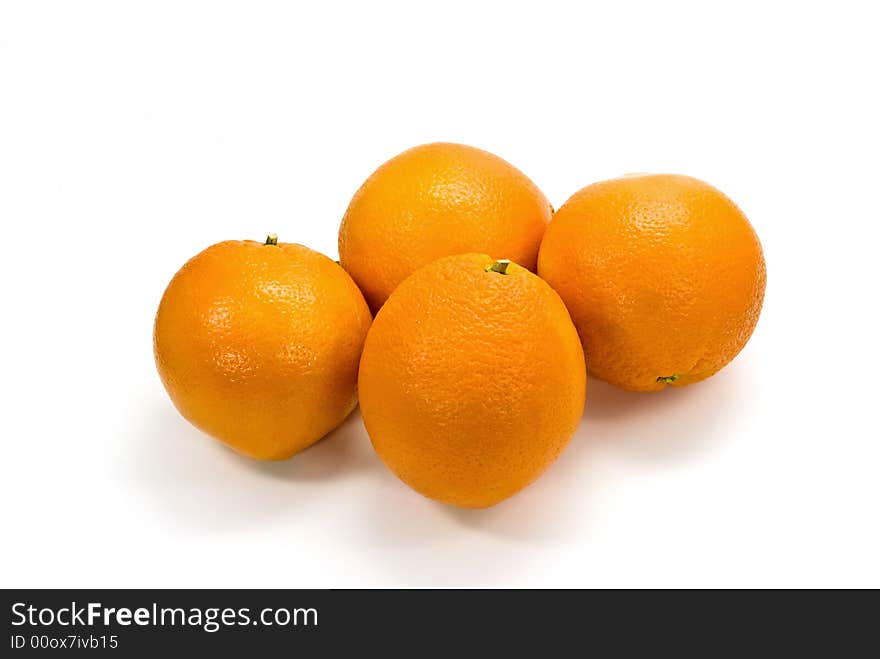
[126,399,384,533]
[583,366,745,462]
[128,360,747,584]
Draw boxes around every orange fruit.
[154,235,372,460]
[338,142,552,312]
[538,174,766,392]
[358,253,586,508]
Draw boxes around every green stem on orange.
[657,374,680,384]
[485,259,511,275]
[265,233,278,246]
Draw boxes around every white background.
[1,1,878,588]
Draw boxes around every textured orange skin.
[358,254,586,508]
[338,142,552,313]
[154,240,372,460]
[538,174,766,392]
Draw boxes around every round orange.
[358,253,586,508]
[338,142,552,312]
[154,236,372,460]
[538,174,766,392]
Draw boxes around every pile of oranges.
[154,143,766,508]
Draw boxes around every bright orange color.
[358,254,586,508]
[338,142,552,313]
[154,238,372,460]
[538,174,766,392]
